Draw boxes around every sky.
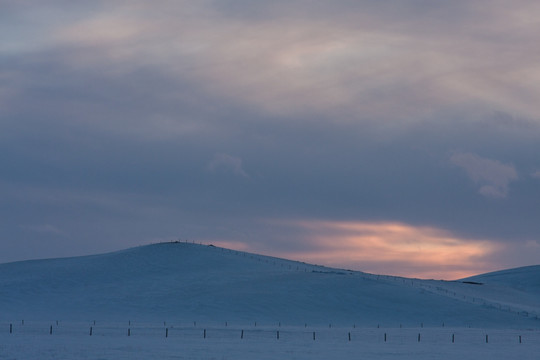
[1,0,540,279]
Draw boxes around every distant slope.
[0,242,538,328]
[447,266,540,317]
[465,265,540,294]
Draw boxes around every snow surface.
[0,242,538,359]
[1,323,539,360]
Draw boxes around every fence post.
[204,329,206,339]
[313,331,316,340]
[50,325,53,335]
[486,334,488,343]
[10,324,12,334]
[519,335,522,344]
[277,331,279,339]
[384,333,387,342]
[418,333,421,342]
[128,328,131,336]
[166,328,168,338]
[348,332,351,341]
[90,327,93,336]
[241,330,244,339]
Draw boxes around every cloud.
[207,153,249,177]
[9,0,538,123]
[532,170,540,179]
[213,219,500,280]
[3,1,540,273]
[450,152,518,198]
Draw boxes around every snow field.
[1,321,539,360]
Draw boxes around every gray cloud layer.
[1,1,540,276]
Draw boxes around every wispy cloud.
[450,152,518,198]
[207,153,249,177]
[532,170,540,179]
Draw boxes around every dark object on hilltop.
[462,281,483,285]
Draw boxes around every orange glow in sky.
[290,221,499,279]
[212,220,500,280]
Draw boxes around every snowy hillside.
[0,242,538,329]
[466,265,540,294]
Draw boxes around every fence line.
[3,320,538,345]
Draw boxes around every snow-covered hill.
[0,242,538,329]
